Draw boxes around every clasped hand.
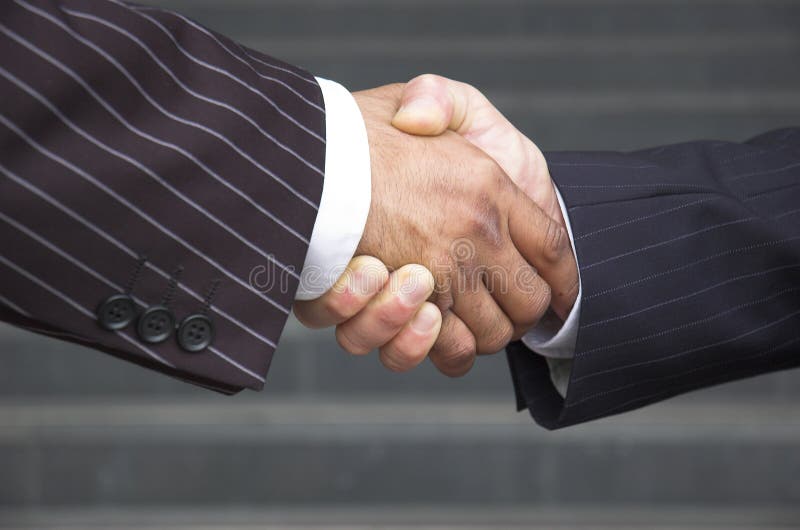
[295,75,579,376]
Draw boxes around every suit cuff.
[295,78,371,300]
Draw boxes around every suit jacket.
[0,0,325,393]
[508,127,800,429]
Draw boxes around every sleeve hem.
[295,78,372,300]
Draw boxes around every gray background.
[2,0,800,528]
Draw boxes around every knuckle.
[322,292,353,322]
[380,343,423,373]
[561,274,580,304]
[542,218,569,264]
[464,81,481,96]
[529,281,552,318]
[448,240,478,284]
[291,303,315,328]
[375,303,412,331]
[512,269,550,320]
[510,284,553,338]
[379,349,406,373]
[478,320,514,354]
[464,200,503,251]
[396,334,430,365]
[413,73,445,90]
[462,166,508,248]
[432,263,456,308]
[335,326,371,356]
[435,338,476,377]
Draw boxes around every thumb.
[392,74,538,183]
[393,75,555,216]
[392,74,516,144]
[391,74,471,136]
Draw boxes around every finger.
[391,74,467,136]
[378,302,442,372]
[508,189,580,320]
[482,246,552,339]
[335,264,435,356]
[428,311,477,377]
[451,281,515,355]
[293,255,389,329]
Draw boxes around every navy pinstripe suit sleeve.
[508,127,800,429]
[0,0,326,392]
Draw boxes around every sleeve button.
[97,294,137,331]
[136,306,175,344]
[177,314,214,353]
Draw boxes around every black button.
[97,294,137,331]
[177,314,214,353]
[137,305,175,344]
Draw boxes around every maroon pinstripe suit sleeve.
[0,0,327,392]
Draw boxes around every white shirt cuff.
[521,185,582,358]
[546,357,573,398]
[295,78,371,300]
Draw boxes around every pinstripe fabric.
[0,0,326,392]
[508,127,800,429]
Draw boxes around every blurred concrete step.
[286,48,800,93]
[145,0,800,154]
[2,505,800,530]
[154,0,800,39]
[250,33,800,58]
[1,399,799,506]
[504,107,800,151]
[3,323,800,401]
[0,323,517,398]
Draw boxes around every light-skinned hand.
[294,256,441,373]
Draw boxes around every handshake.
[4,0,794,428]
[294,75,579,376]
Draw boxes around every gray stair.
[154,0,800,151]
[3,321,800,400]
[3,323,800,509]
[3,0,800,527]
[1,397,800,507]
[2,506,800,530]
[163,1,800,39]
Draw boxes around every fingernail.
[399,267,434,306]
[411,304,439,334]
[394,97,445,132]
[350,258,387,296]
[398,95,438,114]
[352,269,376,296]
